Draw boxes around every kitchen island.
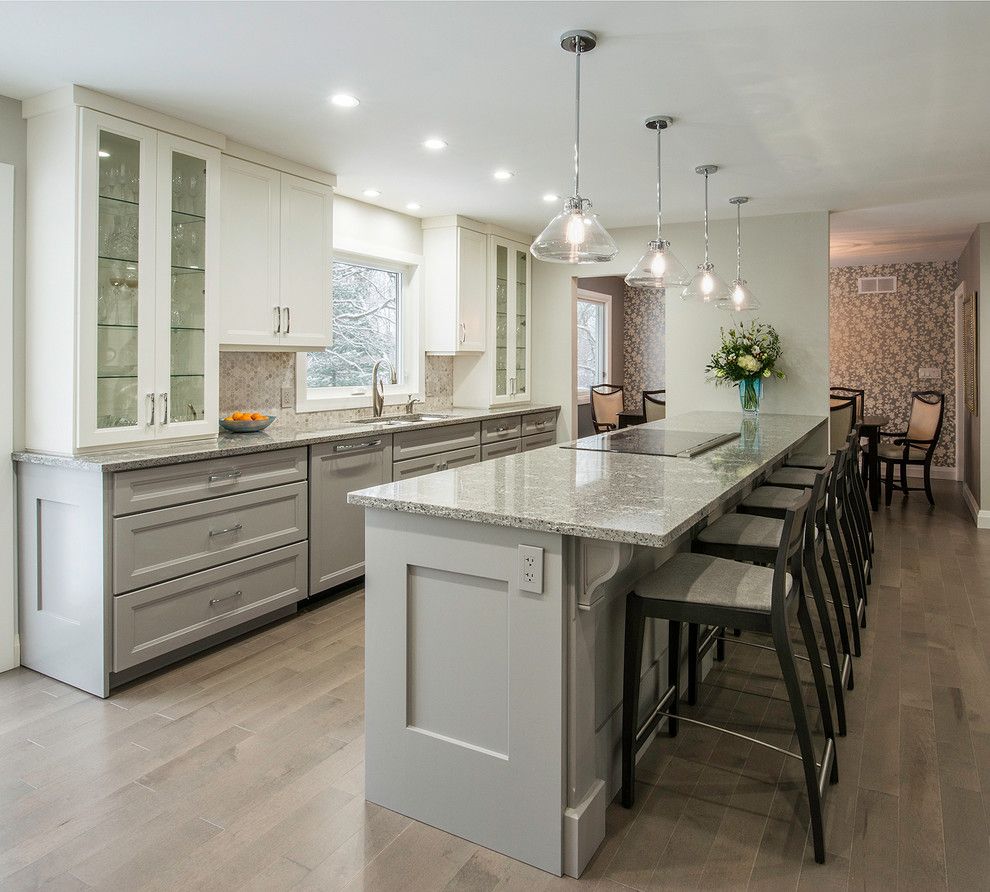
[348,411,827,877]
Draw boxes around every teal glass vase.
[739,376,762,413]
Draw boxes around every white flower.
[738,354,761,373]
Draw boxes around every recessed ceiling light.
[493,170,513,181]
[98,150,110,158]
[406,202,421,211]
[542,193,559,202]
[330,93,360,108]
[363,188,381,198]
[423,138,447,150]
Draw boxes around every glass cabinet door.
[494,242,509,399]
[514,248,528,396]
[95,129,146,432]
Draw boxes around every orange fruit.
[250,413,265,421]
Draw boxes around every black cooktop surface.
[563,428,740,458]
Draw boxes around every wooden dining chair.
[879,390,945,507]
[590,384,624,433]
[642,389,666,422]
[830,386,865,422]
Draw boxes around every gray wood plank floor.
[1,479,988,890]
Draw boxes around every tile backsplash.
[220,352,454,429]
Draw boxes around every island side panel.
[363,508,566,875]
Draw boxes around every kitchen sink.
[349,413,451,426]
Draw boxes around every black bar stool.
[620,490,837,864]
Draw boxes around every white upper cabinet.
[423,220,487,353]
[219,159,333,351]
[24,104,220,453]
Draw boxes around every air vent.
[857,276,897,294]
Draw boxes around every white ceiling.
[2,1,989,265]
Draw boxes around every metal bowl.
[219,415,276,434]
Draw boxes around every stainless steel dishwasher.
[309,435,392,595]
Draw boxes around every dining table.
[859,414,889,511]
[616,411,646,429]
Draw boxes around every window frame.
[296,242,424,413]
[575,288,612,405]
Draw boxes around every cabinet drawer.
[113,543,307,672]
[113,448,308,515]
[113,481,308,593]
[521,411,557,437]
[481,415,521,444]
[521,432,556,452]
[392,422,480,461]
[482,439,521,461]
[393,446,480,481]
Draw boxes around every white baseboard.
[961,484,990,528]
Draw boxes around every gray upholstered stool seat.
[697,513,785,550]
[633,552,790,613]
[768,467,818,488]
[740,485,807,513]
[786,450,829,469]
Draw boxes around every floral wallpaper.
[622,284,666,412]
[219,352,454,430]
[829,261,957,467]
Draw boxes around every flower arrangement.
[705,320,785,412]
[705,320,785,384]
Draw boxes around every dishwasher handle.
[333,439,384,454]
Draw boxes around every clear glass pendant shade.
[718,278,760,311]
[624,239,689,289]
[531,197,618,263]
[682,261,732,303]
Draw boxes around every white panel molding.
[0,164,15,672]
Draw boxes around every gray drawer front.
[393,445,480,481]
[521,432,556,452]
[113,481,308,593]
[521,411,557,437]
[392,422,480,461]
[113,543,307,672]
[113,448,308,515]
[481,415,521,444]
[482,439,521,461]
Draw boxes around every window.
[576,290,611,403]
[298,250,423,412]
[308,260,402,389]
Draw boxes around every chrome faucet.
[371,358,397,418]
[404,396,422,415]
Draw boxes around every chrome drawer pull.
[208,469,242,484]
[335,439,383,452]
[493,425,510,433]
[209,590,243,607]
[535,420,548,427]
[208,523,243,538]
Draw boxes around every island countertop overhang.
[348,411,828,549]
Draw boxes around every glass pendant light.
[530,30,618,264]
[625,116,689,291]
[681,164,732,303]
[718,196,761,311]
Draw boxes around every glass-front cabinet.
[490,236,531,406]
[79,110,218,448]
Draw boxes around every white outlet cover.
[518,544,544,595]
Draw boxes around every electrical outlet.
[518,545,544,594]
[281,386,294,409]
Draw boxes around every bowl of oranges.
[219,411,275,433]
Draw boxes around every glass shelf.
[97,373,138,380]
[172,208,206,223]
[98,323,138,330]
[100,254,139,265]
[99,194,139,208]
[170,373,205,378]
[171,264,205,274]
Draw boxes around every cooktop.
[563,427,740,458]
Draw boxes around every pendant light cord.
[573,47,581,198]
[703,170,710,264]
[735,202,742,281]
[655,125,662,239]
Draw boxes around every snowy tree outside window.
[576,297,607,395]
[307,261,402,389]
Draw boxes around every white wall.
[334,193,423,258]
[0,94,25,672]
[532,211,831,441]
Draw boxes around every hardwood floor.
[1,479,988,890]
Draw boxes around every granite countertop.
[12,404,560,472]
[348,411,827,548]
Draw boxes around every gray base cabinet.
[309,436,391,595]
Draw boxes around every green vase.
[739,377,762,413]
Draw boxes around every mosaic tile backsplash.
[829,261,957,468]
[623,284,666,412]
[220,352,454,429]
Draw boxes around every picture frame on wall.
[964,292,978,416]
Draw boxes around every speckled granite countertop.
[11,405,560,473]
[348,411,826,548]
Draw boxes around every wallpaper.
[829,261,957,467]
[622,285,666,412]
[220,352,454,429]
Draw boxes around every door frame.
[1,163,16,671]
[955,281,966,480]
